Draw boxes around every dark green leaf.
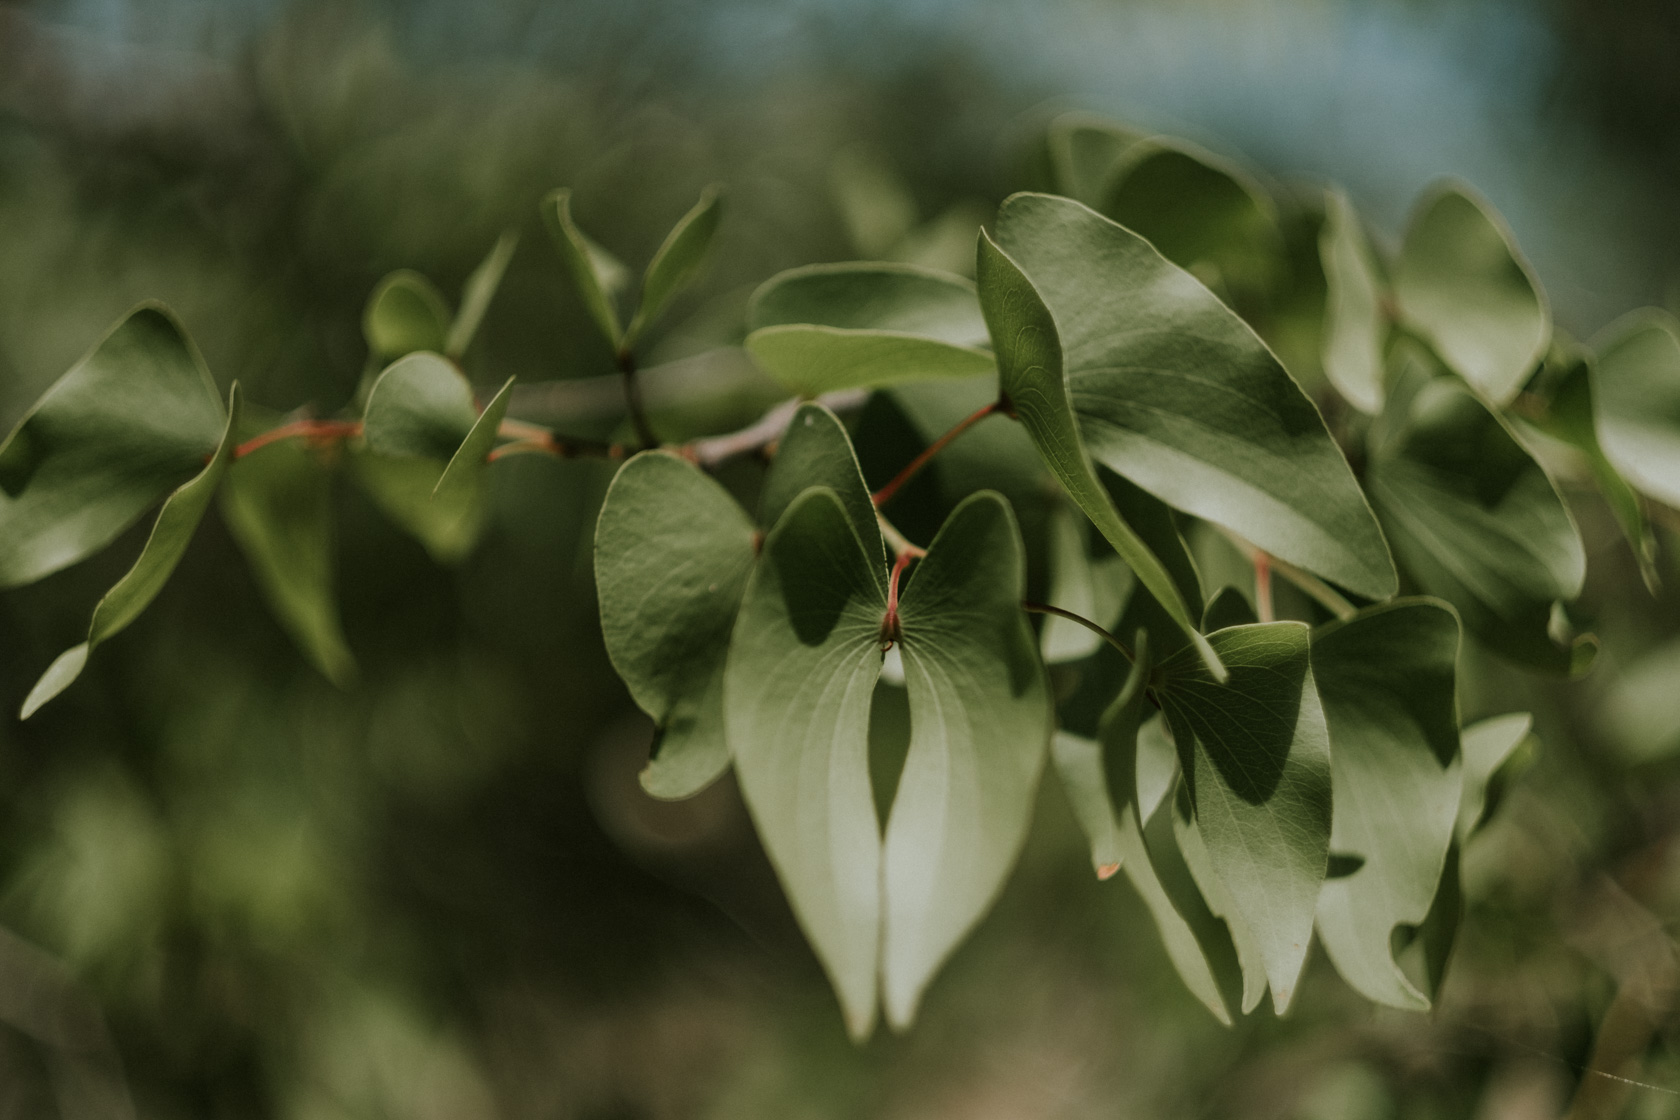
[364,271,451,360]
[542,188,628,349]
[362,353,477,462]
[445,232,518,360]
[23,386,241,718]
[881,492,1051,1027]
[596,451,756,798]
[1366,344,1590,672]
[759,402,886,579]
[993,193,1395,601]
[1312,599,1461,1010]
[624,185,724,349]
[1156,622,1332,1011]
[1319,189,1388,413]
[222,439,356,687]
[1394,183,1549,406]
[975,225,1222,677]
[0,304,228,587]
[726,486,886,1038]
[1592,309,1680,510]
[350,452,486,566]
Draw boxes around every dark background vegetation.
[2,0,1680,1115]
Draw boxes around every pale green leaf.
[746,329,993,395]
[1456,713,1534,842]
[1366,343,1591,673]
[1313,599,1462,1011]
[1052,731,1125,878]
[725,487,886,1038]
[1170,785,1269,1014]
[1592,309,1680,510]
[23,386,241,717]
[1156,622,1332,1011]
[758,402,886,579]
[364,271,451,360]
[993,193,1395,601]
[1601,639,1680,764]
[624,185,724,349]
[0,304,228,587]
[596,451,756,798]
[1394,183,1549,406]
[1319,189,1388,413]
[542,188,627,348]
[1041,502,1132,663]
[975,225,1221,678]
[446,232,518,360]
[434,377,514,501]
[222,439,356,686]
[882,493,1052,1027]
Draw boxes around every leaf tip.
[21,643,90,719]
[1096,861,1121,881]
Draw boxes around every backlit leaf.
[543,188,628,349]
[759,402,886,578]
[624,185,724,349]
[364,271,451,360]
[1319,189,1388,413]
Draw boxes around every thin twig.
[617,349,659,450]
[877,513,927,561]
[232,420,362,460]
[682,388,870,468]
[873,400,1000,507]
[1022,601,1135,665]
[1253,551,1274,623]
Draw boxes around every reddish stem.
[1254,551,1274,623]
[879,551,915,650]
[872,400,1000,508]
[233,420,363,460]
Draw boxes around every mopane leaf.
[1394,183,1549,406]
[1099,138,1282,300]
[1040,502,1132,664]
[23,386,241,718]
[624,185,724,349]
[1312,599,1462,1011]
[975,226,1222,678]
[726,487,886,1038]
[1592,310,1680,510]
[1156,622,1332,1011]
[745,262,993,394]
[364,271,451,360]
[759,402,886,578]
[1318,189,1388,413]
[445,231,518,360]
[882,493,1052,1028]
[596,452,756,798]
[222,439,356,687]
[543,188,628,348]
[1046,112,1142,209]
[1365,345,1590,673]
[992,193,1395,601]
[0,304,228,587]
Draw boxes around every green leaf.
[23,386,241,718]
[1201,586,1257,632]
[975,225,1222,679]
[221,439,357,687]
[758,402,887,579]
[1040,502,1132,664]
[1099,138,1282,300]
[726,486,887,1038]
[1318,189,1388,413]
[1530,349,1657,592]
[433,377,514,502]
[350,452,485,566]
[1045,112,1142,209]
[1365,345,1591,673]
[445,231,518,360]
[624,185,724,349]
[1456,713,1534,842]
[364,271,451,360]
[362,352,478,461]
[1592,309,1680,510]
[0,304,228,587]
[1601,638,1680,764]
[1312,599,1462,1011]
[1169,784,1269,1014]
[1156,621,1332,1011]
[1051,631,1149,877]
[596,451,757,798]
[993,193,1395,601]
[745,262,993,394]
[542,188,628,349]
[882,492,1052,1028]
[1394,183,1549,406]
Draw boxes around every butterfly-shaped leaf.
[0,304,228,587]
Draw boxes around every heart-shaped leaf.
[543,188,629,349]
[222,438,357,687]
[1155,621,1332,1011]
[0,304,228,587]
[1394,183,1549,406]
[445,232,519,360]
[746,262,993,394]
[596,451,757,798]
[882,492,1052,1027]
[1592,310,1680,511]
[624,185,724,350]
[992,193,1395,602]
[976,225,1222,678]
[1365,343,1590,672]
[1312,599,1462,1010]
[23,386,241,718]
[1318,188,1388,413]
[364,271,451,360]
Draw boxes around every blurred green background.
[3,0,1680,1116]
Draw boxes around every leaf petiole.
[872,400,1001,507]
[1021,600,1135,665]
